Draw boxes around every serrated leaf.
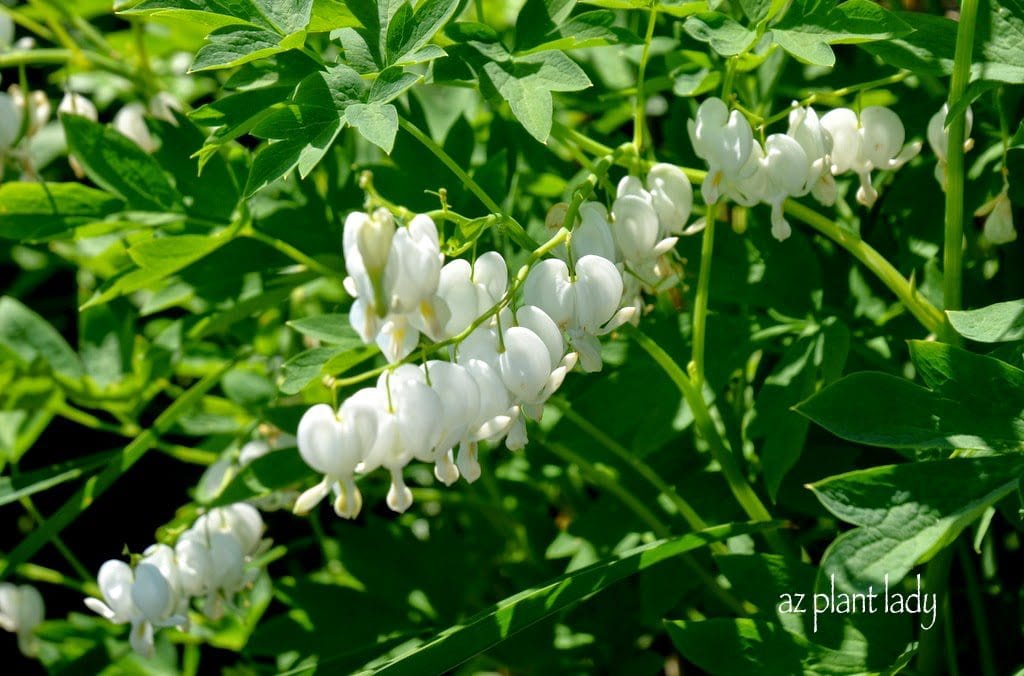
[947,299,1024,343]
[811,455,1024,593]
[0,182,124,242]
[61,114,181,212]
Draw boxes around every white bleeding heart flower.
[0,583,44,657]
[195,504,266,557]
[759,134,811,241]
[87,560,165,657]
[113,103,157,153]
[821,106,920,207]
[611,194,678,265]
[358,373,444,513]
[13,88,51,138]
[58,91,97,121]
[343,208,395,319]
[646,163,693,235]
[139,544,189,625]
[571,202,617,262]
[928,103,974,191]
[523,255,631,372]
[423,360,482,484]
[149,92,181,124]
[688,96,755,205]
[978,188,1016,245]
[786,105,836,206]
[435,251,508,338]
[616,175,652,202]
[375,313,420,363]
[295,399,377,518]
[384,214,443,314]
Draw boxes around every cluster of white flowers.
[690,97,920,240]
[295,160,697,518]
[85,504,267,657]
[0,583,44,657]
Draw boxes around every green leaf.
[795,341,1024,452]
[191,25,304,72]
[515,0,575,52]
[947,299,1024,343]
[0,297,83,380]
[684,13,757,57]
[471,47,592,142]
[863,0,1024,86]
[125,0,313,34]
[244,64,364,196]
[369,67,422,104]
[308,0,360,32]
[279,344,376,394]
[811,455,1024,593]
[0,182,125,242]
[286,314,362,345]
[204,447,313,507]
[771,0,912,67]
[61,114,181,212]
[367,522,779,674]
[345,102,399,153]
[0,451,114,508]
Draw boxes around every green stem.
[541,439,749,616]
[19,496,94,585]
[551,399,717,541]
[917,547,954,675]
[941,0,978,332]
[633,6,658,151]
[244,230,345,280]
[690,201,718,387]
[397,117,538,250]
[957,543,996,676]
[16,562,99,597]
[628,327,791,557]
[784,201,945,334]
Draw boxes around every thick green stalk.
[942,0,979,324]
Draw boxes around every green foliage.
[1,0,1023,673]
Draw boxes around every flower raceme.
[86,504,268,656]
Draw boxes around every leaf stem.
[244,229,346,280]
[397,117,538,250]
[690,201,718,387]
[551,399,717,541]
[941,0,979,333]
[633,6,659,151]
[540,438,750,616]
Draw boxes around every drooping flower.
[114,103,157,152]
[821,106,920,207]
[0,583,44,656]
[646,163,694,235]
[757,134,812,241]
[688,96,755,205]
[786,104,836,206]
[927,103,974,191]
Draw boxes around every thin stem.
[19,496,94,585]
[541,438,750,616]
[633,6,659,151]
[941,0,979,331]
[16,562,98,597]
[917,547,954,674]
[628,327,792,557]
[690,201,718,386]
[551,399,718,542]
[397,117,538,250]
[957,543,996,676]
[244,230,345,280]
